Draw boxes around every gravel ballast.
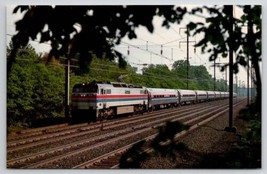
[140,101,248,169]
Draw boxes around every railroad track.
[7,103,216,167]
[7,99,243,169]
[73,98,246,169]
[7,103,204,148]
[7,103,212,156]
[8,100,221,152]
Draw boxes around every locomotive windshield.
[73,82,98,93]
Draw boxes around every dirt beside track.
[140,101,249,169]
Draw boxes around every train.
[71,81,237,122]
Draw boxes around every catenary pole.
[224,5,236,133]
[186,27,189,89]
[65,58,70,120]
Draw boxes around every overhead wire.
[14,55,216,84]
[120,41,173,61]
[8,28,220,84]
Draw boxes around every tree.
[7,46,37,126]
[172,60,216,90]
[190,65,213,90]
[141,64,182,88]
[171,60,189,88]
[7,43,65,128]
[187,5,261,112]
[9,5,186,76]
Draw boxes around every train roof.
[74,81,143,89]
[146,88,177,92]
[177,89,196,93]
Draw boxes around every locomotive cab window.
[73,83,98,93]
[85,83,98,93]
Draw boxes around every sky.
[2,1,266,174]
[5,5,258,88]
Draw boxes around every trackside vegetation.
[7,43,227,131]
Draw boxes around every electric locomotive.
[71,81,148,122]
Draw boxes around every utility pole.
[161,45,163,64]
[224,5,236,133]
[238,75,240,96]
[225,66,227,92]
[247,57,250,105]
[64,45,73,121]
[214,58,216,91]
[65,57,70,121]
[186,28,189,90]
[251,66,253,100]
[179,27,196,89]
[240,82,242,96]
